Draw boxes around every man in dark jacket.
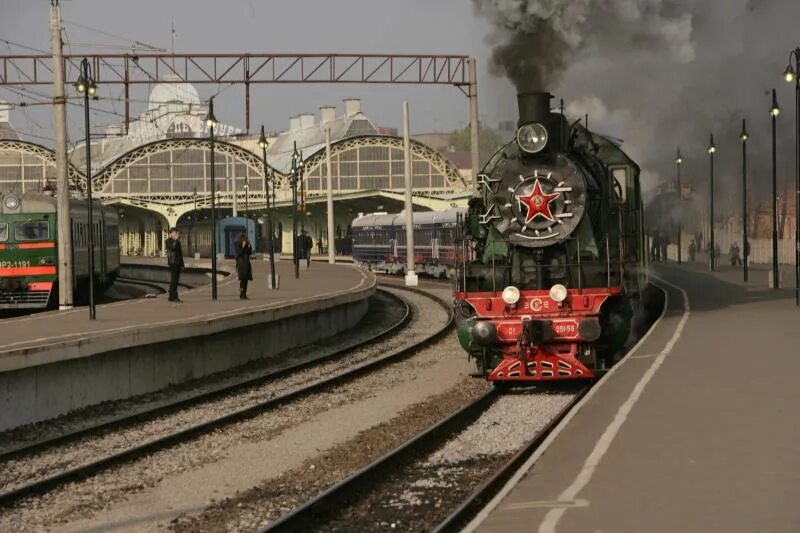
[166,227,185,302]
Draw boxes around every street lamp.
[740,119,749,282]
[783,48,800,305]
[290,141,303,279]
[75,58,97,320]
[771,88,780,289]
[190,186,198,257]
[675,147,683,264]
[708,133,716,272]
[205,97,219,299]
[258,126,277,289]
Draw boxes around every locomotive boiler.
[454,92,645,383]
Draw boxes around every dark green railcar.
[0,191,120,309]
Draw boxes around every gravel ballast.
[0,286,461,532]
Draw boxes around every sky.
[2,0,800,206]
[0,0,517,144]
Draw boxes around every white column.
[326,127,335,264]
[403,101,417,286]
[51,2,73,309]
[468,57,480,197]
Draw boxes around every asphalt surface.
[473,263,800,533]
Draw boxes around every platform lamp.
[190,186,198,257]
[75,58,98,320]
[708,134,716,272]
[770,89,781,289]
[205,97,219,300]
[783,49,800,304]
[675,147,683,264]
[290,141,302,279]
[258,126,277,289]
[740,120,749,282]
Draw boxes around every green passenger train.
[0,191,120,309]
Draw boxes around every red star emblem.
[517,178,560,224]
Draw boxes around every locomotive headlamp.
[3,194,20,210]
[549,283,568,303]
[502,285,521,305]
[517,122,548,154]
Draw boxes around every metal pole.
[795,51,800,305]
[300,155,305,234]
[325,127,335,264]
[772,88,780,289]
[209,100,218,300]
[260,126,277,289]
[191,189,197,257]
[676,147,682,264]
[742,119,749,282]
[468,58,480,197]
[292,141,299,279]
[82,59,96,320]
[51,1,74,310]
[403,101,417,286]
[709,134,716,272]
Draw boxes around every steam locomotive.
[455,92,646,383]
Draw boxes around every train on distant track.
[351,208,464,278]
[455,92,646,385]
[0,191,120,309]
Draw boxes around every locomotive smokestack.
[517,92,553,126]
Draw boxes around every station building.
[0,81,469,258]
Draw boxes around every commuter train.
[455,92,645,384]
[351,208,464,278]
[0,191,120,309]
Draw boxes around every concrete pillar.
[403,101,417,287]
[326,127,335,263]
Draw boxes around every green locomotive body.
[0,192,120,309]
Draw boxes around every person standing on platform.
[166,227,184,303]
[730,242,742,267]
[744,240,750,267]
[235,233,253,299]
[688,239,697,261]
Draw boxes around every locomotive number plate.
[0,260,31,268]
[552,320,579,339]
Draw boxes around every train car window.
[611,167,628,202]
[14,220,50,241]
[0,222,7,242]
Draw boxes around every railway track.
[262,385,586,532]
[0,285,450,510]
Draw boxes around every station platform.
[470,263,800,533]
[0,259,375,430]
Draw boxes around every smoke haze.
[474,0,800,214]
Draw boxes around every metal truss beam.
[0,53,469,86]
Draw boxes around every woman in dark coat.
[234,233,253,299]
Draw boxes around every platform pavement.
[470,264,800,533]
[0,258,373,373]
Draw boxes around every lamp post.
[258,126,277,289]
[75,58,97,320]
[675,147,683,264]
[290,141,302,279]
[299,150,306,234]
[740,119,749,282]
[205,97,219,299]
[190,187,197,257]
[244,180,249,222]
[783,48,800,304]
[771,89,781,289]
[708,134,716,272]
